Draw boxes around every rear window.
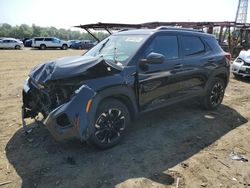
[182,36,205,56]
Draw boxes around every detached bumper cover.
[22,84,96,142]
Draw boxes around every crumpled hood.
[238,49,250,63]
[29,56,119,84]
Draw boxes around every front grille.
[28,80,52,115]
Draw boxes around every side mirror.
[140,52,165,66]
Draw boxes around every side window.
[181,36,205,56]
[52,38,60,43]
[144,35,179,60]
[35,38,43,41]
[44,38,52,41]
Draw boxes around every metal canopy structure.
[75,21,250,56]
[74,22,142,42]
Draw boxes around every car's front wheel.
[88,99,130,149]
[202,78,225,110]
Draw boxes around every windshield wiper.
[98,39,109,53]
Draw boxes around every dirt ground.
[0,49,249,188]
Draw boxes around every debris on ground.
[230,151,248,162]
[0,181,12,186]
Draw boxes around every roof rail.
[155,26,204,33]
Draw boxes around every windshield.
[84,34,148,66]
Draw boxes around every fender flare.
[205,67,230,91]
[83,85,138,140]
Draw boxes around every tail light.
[225,53,231,61]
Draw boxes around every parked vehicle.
[71,40,95,49]
[22,27,230,149]
[232,48,250,77]
[24,39,32,47]
[31,37,70,50]
[0,38,24,49]
[68,40,80,48]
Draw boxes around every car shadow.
[233,75,250,83]
[5,102,247,188]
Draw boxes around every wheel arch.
[83,85,138,141]
[93,86,139,120]
[206,67,230,90]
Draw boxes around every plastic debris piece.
[230,151,248,162]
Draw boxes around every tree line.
[0,23,108,41]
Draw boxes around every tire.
[15,45,21,50]
[202,78,225,110]
[61,44,68,50]
[40,44,46,50]
[88,99,130,149]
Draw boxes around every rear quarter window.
[203,36,223,53]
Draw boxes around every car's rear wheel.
[15,45,21,50]
[88,99,130,149]
[61,44,68,50]
[202,78,225,110]
[40,44,46,50]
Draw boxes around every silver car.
[0,38,24,49]
[232,50,250,77]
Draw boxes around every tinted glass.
[44,38,52,41]
[144,35,179,60]
[182,36,205,56]
[35,38,43,41]
[203,37,223,53]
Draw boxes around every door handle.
[174,64,183,69]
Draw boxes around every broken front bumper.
[22,81,96,142]
[231,61,250,77]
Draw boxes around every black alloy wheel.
[210,82,224,106]
[89,99,130,149]
[95,108,125,144]
[202,78,225,110]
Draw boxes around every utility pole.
[235,0,248,23]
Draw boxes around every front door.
[137,34,185,110]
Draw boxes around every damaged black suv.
[22,27,230,149]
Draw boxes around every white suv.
[31,37,70,50]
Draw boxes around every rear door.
[178,35,212,95]
[44,38,53,47]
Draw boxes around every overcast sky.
[0,0,246,30]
